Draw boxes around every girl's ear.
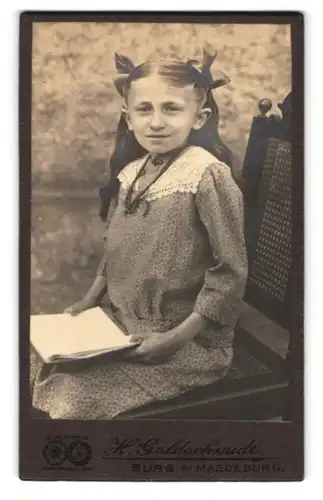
[122,105,133,131]
[192,107,212,130]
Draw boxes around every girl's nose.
[149,111,165,130]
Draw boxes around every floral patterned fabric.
[32,146,248,419]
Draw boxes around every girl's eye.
[135,104,152,113]
[164,104,182,113]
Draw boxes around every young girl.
[31,48,248,419]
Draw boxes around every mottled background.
[31,22,291,314]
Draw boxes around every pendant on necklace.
[124,148,185,216]
[151,156,165,167]
[124,197,140,214]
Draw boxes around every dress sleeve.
[193,163,248,328]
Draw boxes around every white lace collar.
[117,146,222,202]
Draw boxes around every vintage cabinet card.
[19,11,304,481]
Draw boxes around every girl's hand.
[64,299,94,316]
[127,330,189,364]
[63,275,107,316]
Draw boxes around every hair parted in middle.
[99,45,233,220]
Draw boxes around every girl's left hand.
[127,330,188,364]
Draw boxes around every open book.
[30,307,138,364]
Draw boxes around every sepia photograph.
[27,18,296,425]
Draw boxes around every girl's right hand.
[63,299,93,316]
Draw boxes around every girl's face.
[124,74,211,155]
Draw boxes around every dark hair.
[99,60,232,220]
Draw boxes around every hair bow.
[113,53,134,97]
[187,43,230,90]
[113,44,230,97]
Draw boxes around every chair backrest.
[242,93,292,330]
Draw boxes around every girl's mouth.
[146,135,171,139]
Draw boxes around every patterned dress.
[32,146,248,419]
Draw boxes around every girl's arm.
[192,163,248,330]
[65,194,119,315]
[64,268,107,315]
[128,311,208,363]
[81,274,107,306]
[163,163,248,339]
[130,164,248,362]
[166,311,209,343]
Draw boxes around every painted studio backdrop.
[31,22,291,316]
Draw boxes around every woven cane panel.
[249,140,292,302]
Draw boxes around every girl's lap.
[32,341,233,419]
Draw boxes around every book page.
[30,307,134,362]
